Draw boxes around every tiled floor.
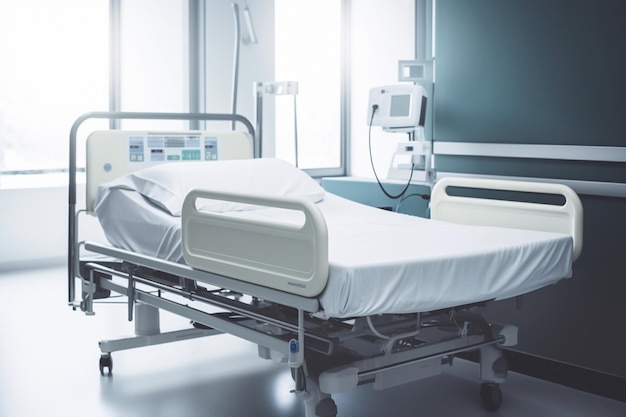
[1,264,625,417]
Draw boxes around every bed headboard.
[85,130,253,212]
[430,177,583,261]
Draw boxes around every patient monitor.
[367,84,427,131]
[367,83,434,183]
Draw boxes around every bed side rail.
[181,190,329,297]
[430,177,583,261]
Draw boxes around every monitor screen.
[390,94,411,117]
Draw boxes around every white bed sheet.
[95,188,573,318]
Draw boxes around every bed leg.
[134,303,161,336]
[296,372,337,417]
[479,344,508,384]
[478,344,507,411]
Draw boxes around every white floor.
[1,264,625,417]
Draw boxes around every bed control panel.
[127,134,219,165]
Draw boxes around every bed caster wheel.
[480,383,502,411]
[99,354,113,376]
[315,398,337,417]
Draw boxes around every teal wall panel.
[435,0,626,378]
[322,177,430,217]
[435,0,626,146]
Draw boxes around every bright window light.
[0,0,109,175]
[274,0,342,170]
[119,0,186,130]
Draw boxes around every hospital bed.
[68,112,583,417]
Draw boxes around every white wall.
[349,0,416,177]
[0,186,67,268]
[0,183,106,269]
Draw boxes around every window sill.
[0,172,84,190]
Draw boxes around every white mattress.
[95,187,573,318]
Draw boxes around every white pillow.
[128,158,325,216]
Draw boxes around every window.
[119,0,187,130]
[0,0,109,184]
[0,0,187,187]
[0,0,345,186]
[274,0,343,172]
[348,0,416,178]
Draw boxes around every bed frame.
[68,112,583,417]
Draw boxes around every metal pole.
[255,83,264,158]
[231,3,241,130]
[109,0,121,129]
[188,0,206,130]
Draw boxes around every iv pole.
[231,2,258,131]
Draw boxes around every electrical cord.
[368,105,414,200]
[395,192,431,212]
